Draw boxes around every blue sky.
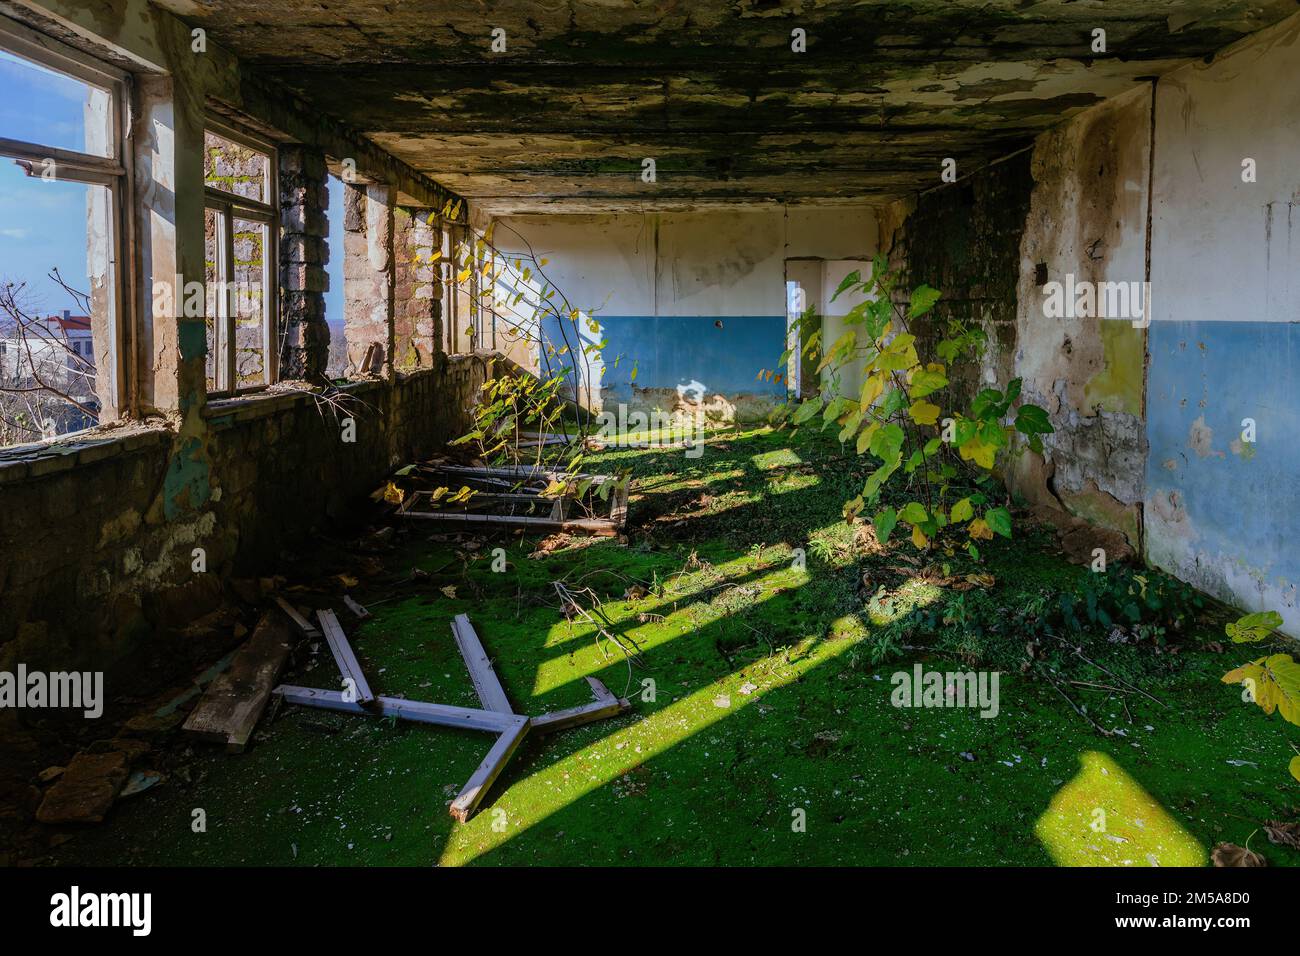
[0,49,97,315]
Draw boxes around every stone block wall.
[0,353,494,686]
[279,146,330,379]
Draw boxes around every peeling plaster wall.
[497,206,877,422]
[1145,15,1300,633]
[1009,85,1152,545]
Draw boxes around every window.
[0,17,127,447]
[203,124,278,395]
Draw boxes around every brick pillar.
[343,183,395,375]
[393,207,444,368]
[279,146,329,379]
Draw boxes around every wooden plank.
[275,685,516,733]
[275,595,322,638]
[530,696,630,735]
[342,595,371,620]
[183,615,295,752]
[450,614,513,714]
[316,609,375,705]
[449,716,530,822]
[396,510,618,536]
[585,675,617,703]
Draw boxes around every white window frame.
[203,118,279,396]
[0,15,132,424]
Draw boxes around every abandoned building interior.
[0,0,1298,870]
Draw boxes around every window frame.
[0,15,132,426]
[203,118,279,397]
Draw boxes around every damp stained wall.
[495,207,877,421]
[1145,15,1300,632]
[1010,83,1152,544]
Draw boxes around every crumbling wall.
[1007,85,1151,547]
[393,207,444,368]
[879,153,1034,410]
[279,146,331,379]
[0,354,493,682]
[342,183,394,375]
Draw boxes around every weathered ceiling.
[162,0,1298,213]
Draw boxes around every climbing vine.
[768,256,1053,557]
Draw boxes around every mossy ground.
[57,427,1300,866]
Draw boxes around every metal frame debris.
[274,611,630,821]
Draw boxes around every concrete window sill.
[0,424,172,486]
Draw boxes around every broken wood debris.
[181,614,295,752]
[275,596,322,639]
[274,613,630,821]
[391,462,629,536]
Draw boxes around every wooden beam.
[316,609,375,705]
[450,716,530,822]
[343,595,371,620]
[530,696,630,735]
[397,510,618,536]
[450,614,513,714]
[183,615,295,752]
[274,685,517,733]
[275,595,322,638]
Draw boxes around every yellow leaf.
[440,585,457,599]
[959,437,996,469]
[909,400,941,425]
[859,373,885,410]
[968,518,994,541]
[456,267,471,283]
[856,421,880,455]
[911,524,929,549]
[381,481,404,504]
[1291,755,1300,784]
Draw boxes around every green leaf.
[869,423,905,462]
[1014,404,1054,436]
[984,506,1013,538]
[909,368,948,399]
[874,507,898,544]
[908,284,942,319]
[831,270,861,302]
[899,502,928,524]
[950,497,974,523]
[1226,610,1284,644]
[792,398,823,425]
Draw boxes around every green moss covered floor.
[56,428,1300,866]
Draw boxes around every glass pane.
[204,131,268,204]
[232,216,268,389]
[203,207,222,391]
[0,161,113,446]
[0,48,113,158]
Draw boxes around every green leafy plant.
[1220,610,1300,783]
[769,257,1052,558]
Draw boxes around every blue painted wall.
[1145,320,1300,614]
[542,314,788,402]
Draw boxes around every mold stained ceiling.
[160,0,1298,214]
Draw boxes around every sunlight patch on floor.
[1034,751,1206,866]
